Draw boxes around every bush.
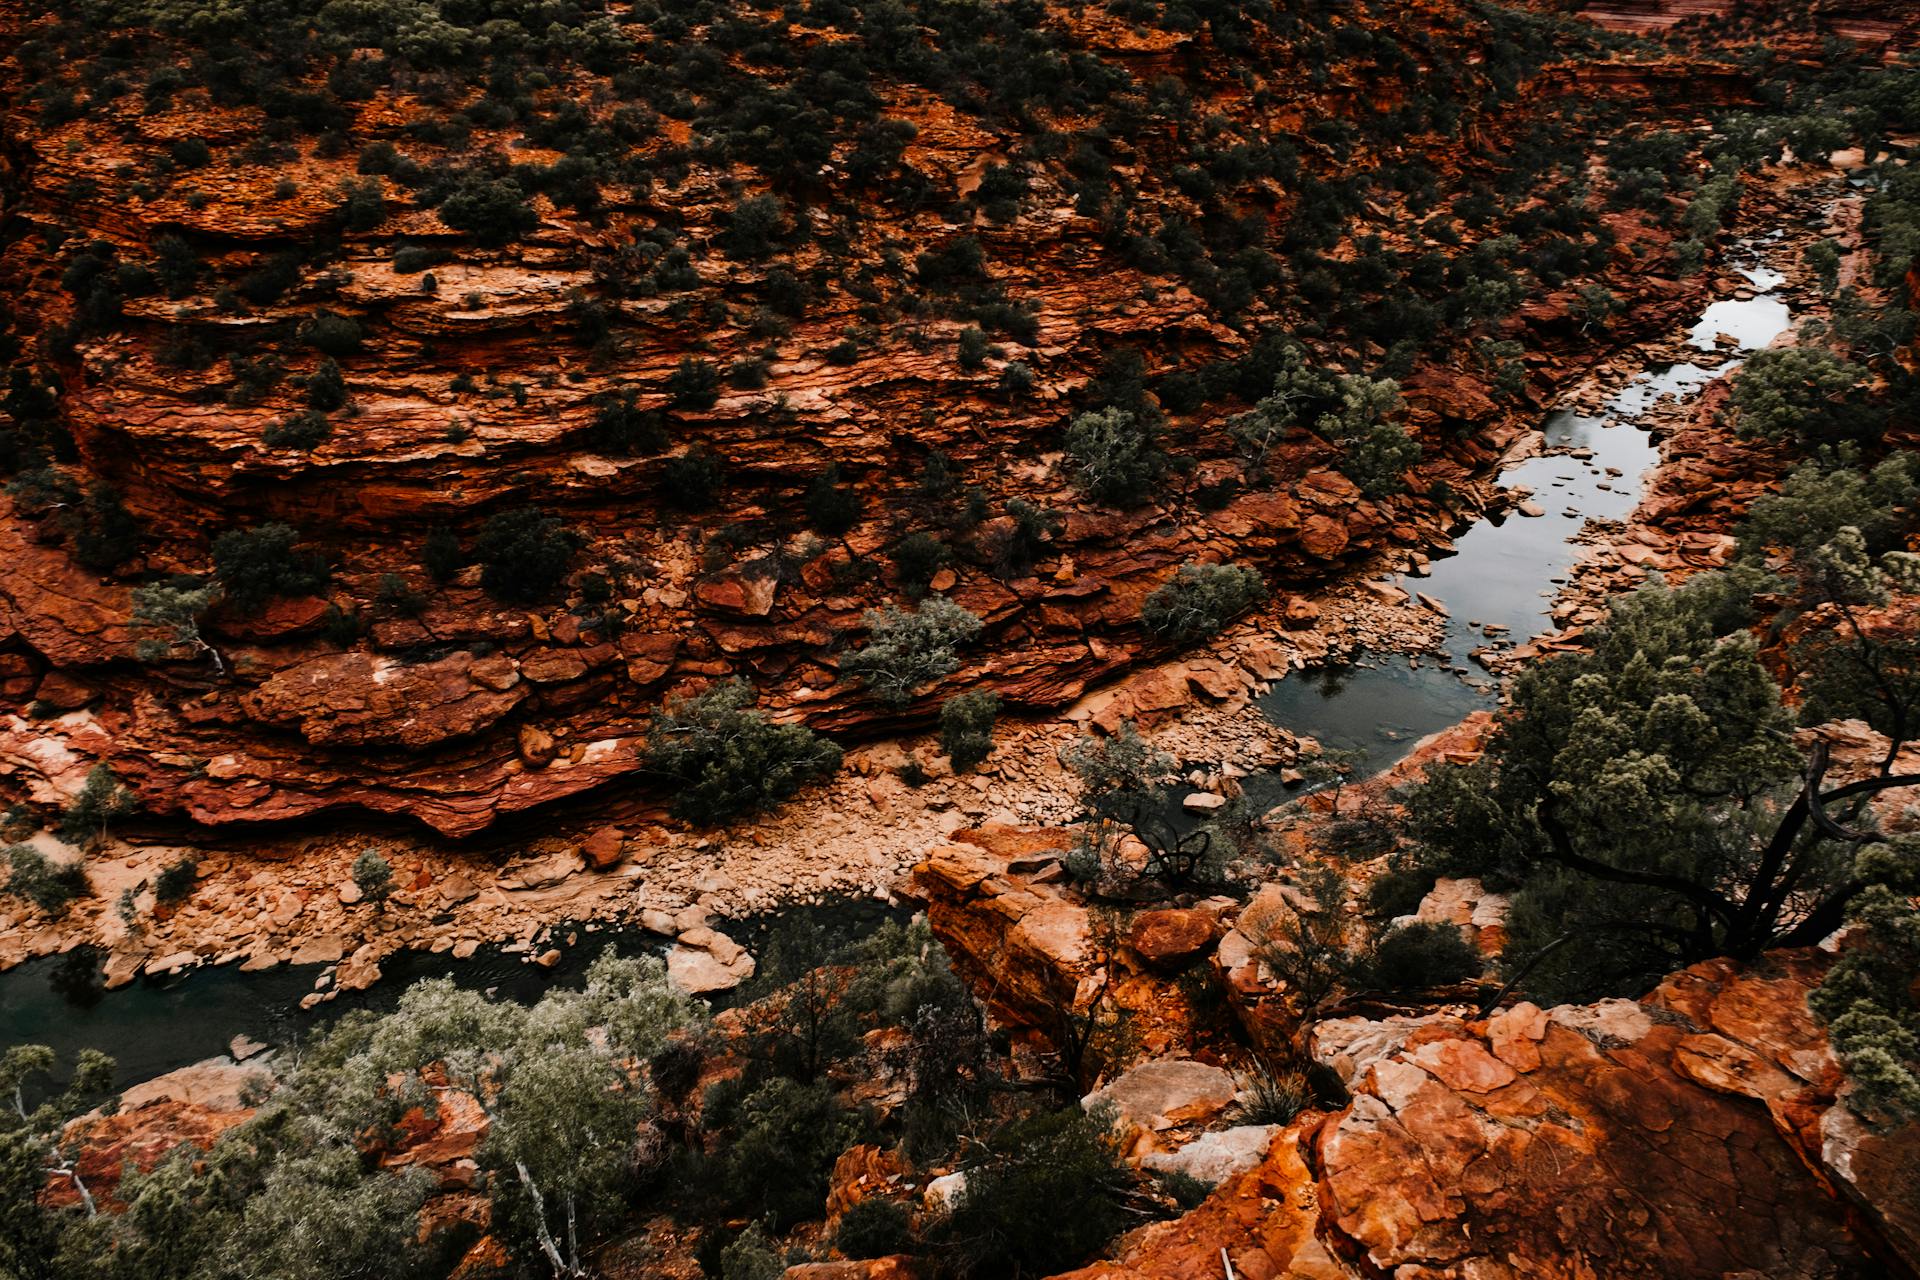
[67,483,141,571]
[305,358,348,411]
[1140,562,1266,644]
[835,1197,913,1259]
[956,326,990,371]
[263,410,332,451]
[421,527,464,581]
[1352,922,1482,991]
[939,690,1000,772]
[154,856,198,905]
[722,1078,860,1227]
[169,137,211,168]
[588,390,666,454]
[339,180,386,232]
[1063,407,1163,506]
[473,507,583,604]
[643,680,842,823]
[212,523,329,612]
[1731,347,1874,449]
[663,449,725,510]
[351,848,393,904]
[3,844,88,917]
[941,1106,1129,1278]
[666,357,720,411]
[997,498,1061,577]
[300,310,363,357]
[1230,1067,1312,1126]
[805,463,860,535]
[1316,374,1420,497]
[392,244,451,274]
[889,532,950,598]
[842,597,983,708]
[724,194,784,259]
[438,175,538,245]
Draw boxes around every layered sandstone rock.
[1056,949,1919,1279]
[0,0,1746,839]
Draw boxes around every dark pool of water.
[0,896,908,1094]
[1246,243,1795,793]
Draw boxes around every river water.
[0,247,1798,1092]
[1241,250,1793,810]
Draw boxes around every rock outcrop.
[1055,949,1920,1279]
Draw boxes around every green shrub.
[941,1106,1129,1278]
[663,449,725,510]
[842,597,983,708]
[438,175,538,245]
[351,848,393,904]
[717,1223,783,1280]
[889,532,951,598]
[169,137,211,168]
[473,507,583,604]
[3,844,88,917]
[1063,407,1163,506]
[643,680,842,823]
[154,856,198,905]
[67,482,141,571]
[1353,921,1482,991]
[835,1197,913,1259]
[421,527,464,581]
[305,358,348,411]
[1140,562,1266,644]
[588,390,666,454]
[1731,347,1874,449]
[212,523,329,612]
[805,462,861,535]
[724,194,784,259]
[722,1078,860,1228]
[1230,1067,1312,1125]
[339,179,386,232]
[300,310,363,357]
[667,357,720,410]
[939,690,1000,772]
[263,410,332,451]
[957,326,990,371]
[392,244,451,274]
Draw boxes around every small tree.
[1315,374,1419,497]
[643,680,842,823]
[212,524,329,613]
[940,690,1001,772]
[351,848,393,907]
[1731,347,1874,449]
[1227,342,1336,471]
[841,597,983,708]
[1140,561,1266,644]
[60,764,135,850]
[804,463,860,536]
[438,175,538,245]
[3,844,89,917]
[132,576,225,674]
[1063,407,1163,507]
[474,507,583,605]
[153,855,198,906]
[995,498,1062,578]
[888,531,951,599]
[1297,745,1366,816]
[1246,867,1354,1018]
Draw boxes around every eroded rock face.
[1056,948,1917,1279]
[0,0,1749,838]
